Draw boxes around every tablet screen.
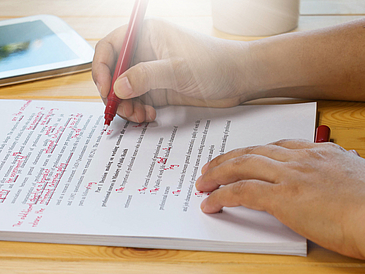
[0,20,78,73]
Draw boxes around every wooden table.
[1,0,365,273]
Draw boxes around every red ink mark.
[194,191,210,198]
[40,108,58,125]
[12,221,23,227]
[116,187,125,193]
[30,154,72,205]
[138,187,147,194]
[45,140,56,154]
[172,189,181,196]
[45,125,55,136]
[150,188,160,194]
[18,203,33,220]
[164,164,179,170]
[30,215,42,227]
[20,100,32,111]
[157,157,167,164]
[50,126,64,139]
[29,169,51,203]
[39,155,72,205]
[26,112,44,130]
[0,190,10,203]
[86,182,96,190]
[12,100,32,122]
[35,208,45,214]
[70,127,81,139]
[45,119,71,154]
[4,154,26,184]
[106,129,113,136]
[132,123,143,128]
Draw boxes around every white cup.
[211,0,300,36]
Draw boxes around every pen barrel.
[104,0,148,126]
[111,0,148,85]
[104,93,121,125]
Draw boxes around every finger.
[349,149,360,156]
[201,145,295,174]
[114,93,157,123]
[113,58,183,99]
[142,104,157,122]
[92,42,114,99]
[118,99,134,118]
[200,179,275,214]
[196,154,284,192]
[269,139,316,149]
[119,99,156,123]
[92,26,128,98]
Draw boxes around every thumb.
[113,59,182,99]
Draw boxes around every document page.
[0,100,316,255]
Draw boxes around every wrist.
[233,35,301,102]
[348,205,365,260]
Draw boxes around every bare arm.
[242,18,365,101]
[92,18,365,123]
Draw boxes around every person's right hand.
[92,19,254,123]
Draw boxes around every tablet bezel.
[0,15,94,86]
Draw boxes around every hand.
[195,139,365,259]
[92,19,253,123]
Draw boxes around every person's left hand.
[195,139,365,259]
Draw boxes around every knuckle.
[303,149,324,160]
[229,181,260,208]
[302,143,345,161]
[230,181,248,196]
[171,57,187,71]
[143,17,163,28]
[94,39,103,52]
[270,139,292,146]
[231,154,258,167]
[277,181,299,197]
[209,155,223,167]
[131,63,151,91]
[94,39,112,57]
[243,145,261,154]
[322,141,346,152]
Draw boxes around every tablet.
[0,15,94,86]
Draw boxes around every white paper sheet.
[0,100,316,255]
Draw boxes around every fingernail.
[200,198,207,211]
[114,77,133,99]
[147,112,153,122]
[195,176,202,189]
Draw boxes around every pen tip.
[103,124,109,132]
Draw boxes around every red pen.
[104,0,149,129]
[315,125,330,143]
